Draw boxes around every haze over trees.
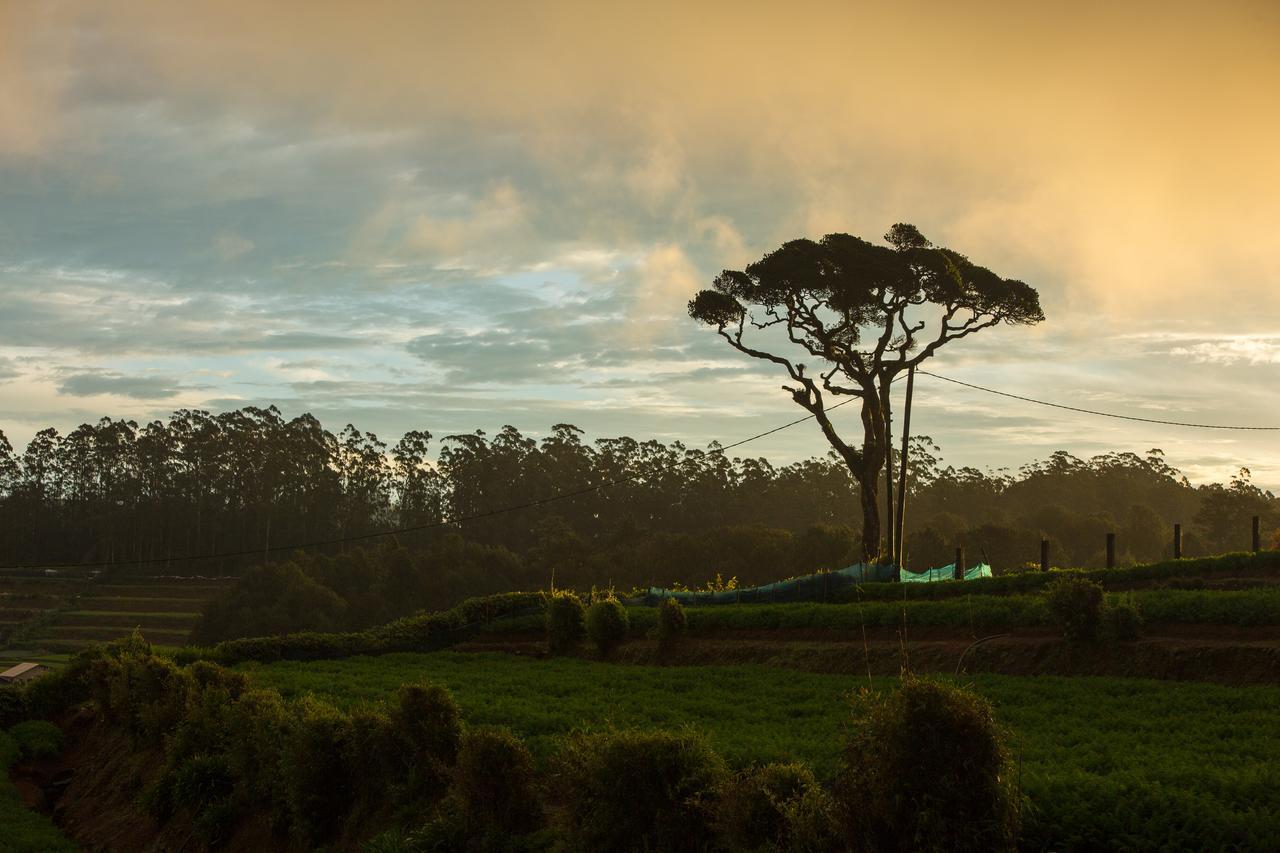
[688,224,1044,560]
[1,408,1276,642]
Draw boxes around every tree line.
[3,407,1277,619]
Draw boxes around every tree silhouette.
[688,224,1044,560]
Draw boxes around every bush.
[0,729,19,769]
[393,680,462,801]
[281,696,356,843]
[8,720,63,761]
[450,727,542,836]
[656,596,687,644]
[545,592,587,655]
[553,728,727,852]
[1044,575,1104,641]
[716,762,838,852]
[1104,600,1143,641]
[835,677,1019,853]
[585,597,629,656]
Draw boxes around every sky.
[1,1,1279,488]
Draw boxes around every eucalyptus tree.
[688,224,1043,560]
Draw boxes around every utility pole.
[894,366,916,571]
[883,384,895,567]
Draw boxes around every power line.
[918,370,1280,430]
[0,396,857,571]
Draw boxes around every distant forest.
[1,407,1277,635]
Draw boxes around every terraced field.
[0,573,232,661]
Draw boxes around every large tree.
[688,224,1044,561]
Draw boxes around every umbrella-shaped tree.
[688,224,1043,561]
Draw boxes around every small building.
[0,662,51,684]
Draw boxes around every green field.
[479,587,1280,636]
[245,651,1280,850]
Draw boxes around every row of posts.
[951,515,1265,579]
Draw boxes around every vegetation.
[0,728,78,853]
[585,596,629,657]
[552,728,727,852]
[243,652,1280,848]
[1044,576,1105,641]
[836,677,1019,853]
[545,591,587,655]
[689,223,1044,559]
[656,596,688,645]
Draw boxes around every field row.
[483,587,1280,635]
[245,652,1280,850]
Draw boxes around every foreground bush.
[453,727,541,832]
[1104,599,1143,641]
[1044,575,1104,641]
[656,596,687,643]
[8,720,63,761]
[554,729,727,852]
[545,591,587,655]
[716,762,839,853]
[585,597,629,656]
[835,677,1019,853]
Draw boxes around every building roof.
[0,662,49,680]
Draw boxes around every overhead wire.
[916,370,1280,430]
[6,368,1276,572]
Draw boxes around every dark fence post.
[954,547,965,581]
[1040,539,1050,572]
[1174,523,1182,559]
[1253,516,1261,552]
[1106,532,1116,569]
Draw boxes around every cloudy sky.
[2,1,1279,487]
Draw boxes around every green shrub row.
[17,636,1023,853]
[833,550,1280,602]
[173,590,543,665]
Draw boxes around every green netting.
[640,559,991,606]
[900,562,992,583]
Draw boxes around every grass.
[243,651,1280,849]
[0,733,78,853]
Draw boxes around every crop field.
[480,587,1280,636]
[0,573,232,659]
[245,651,1280,850]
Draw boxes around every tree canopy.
[689,224,1044,559]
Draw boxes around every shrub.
[281,696,356,842]
[393,680,462,801]
[0,729,19,769]
[1104,600,1143,641]
[1043,575,1104,641]
[553,728,727,852]
[8,720,63,761]
[545,591,587,655]
[585,597,629,656]
[656,596,687,644]
[0,686,29,728]
[835,677,1019,853]
[450,726,542,836]
[716,762,838,852]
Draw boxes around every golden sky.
[1,1,1278,484]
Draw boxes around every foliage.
[656,596,688,643]
[7,720,63,761]
[585,596,629,656]
[553,728,727,852]
[0,732,78,853]
[545,591,586,655]
[1043,575,1105,641]
[715,762,838,853]
[835,677,1019,853]
[1104,598,1143,641]
[442,726,543,843]
[393,679,462,800]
